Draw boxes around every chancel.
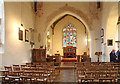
[0,0,120,83]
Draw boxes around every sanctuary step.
[56,62,76,69]
[61,58,77,62]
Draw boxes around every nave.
[0,1,120,84]
[1,62,120,83]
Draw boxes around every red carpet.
[62,58,77,62]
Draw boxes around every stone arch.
[45,5,92,32]
[44,5,92,57]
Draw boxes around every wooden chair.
[0,75,5,83]
[4,66,12,72]
[13,65,20,71]
[4,66,13,76]
[21,71,34,83]
[77,69,86,83]
[0,70,9,83]
[99,69,117,83]
[26,63,32,67]
[35,71,48,83]
[4,66,20,83]
[21,65,27,70]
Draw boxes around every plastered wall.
[3,2,35,66]
[0,1,4,68]
[101,2,118,62]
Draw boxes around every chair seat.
[99,78,114,80]
[36,78,47,81]
[44,73,51,77]
[8,76,20,79]
[81,78,94,80]
[0,76,5,78]
[78,75,85,78]
[5,77,9,80]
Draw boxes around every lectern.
[95,52,102,62]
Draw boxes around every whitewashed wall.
[101,2,118,62]
[0,0,4,69]
[0,54,2,69]
[0,2,2,69]
[3,2,35,66]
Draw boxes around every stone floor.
[61,62,75,67]
[54,69,76,83]
[54,62,76,83]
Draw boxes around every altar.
[63,46,76,58]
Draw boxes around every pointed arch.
[45,6,92,57]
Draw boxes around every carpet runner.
[61,58,77,62]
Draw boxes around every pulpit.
[32,49,46,62]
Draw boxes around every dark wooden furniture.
[47,54,61,63]
[63,46,76,58]
[32,49,46,62]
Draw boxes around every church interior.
[0,0,120,83]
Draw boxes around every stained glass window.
[63,24,77,47]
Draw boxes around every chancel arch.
[46,14,91,60]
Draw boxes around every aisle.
[54,69,76,83]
